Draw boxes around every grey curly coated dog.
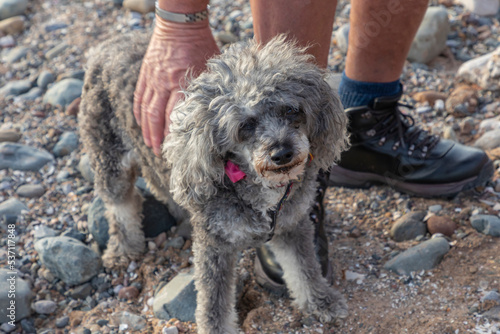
[79,31,349,333]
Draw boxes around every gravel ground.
[1,0,500,333]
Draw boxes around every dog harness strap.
[266,181,294,241]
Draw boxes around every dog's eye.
[238,118,257,141]
[285,107,299,116]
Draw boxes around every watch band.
[155,2,209,23]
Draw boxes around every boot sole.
[329,160,494,198]
[254,252,335,297]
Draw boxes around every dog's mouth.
[267,159,303,174]
[259,154,310,187]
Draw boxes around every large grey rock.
[458,0,499,16]
[390,211,427,242]
[34,236,101,285]
[470,215,500,237]
[16,184,45,198]
[474,129,500,150]
[408,7,450,64]
[0,0,28,20]
[458,47,500,91]
[0,79,31,97]
[0,142,55,171]
[153,269,196,322]
[0,269,32,323]
[0,198,28,217]
[53,131,78,157]
[384,237,450,275]
[43,78,83,107]
[4,46,28,64]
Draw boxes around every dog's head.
[164,35,349,208]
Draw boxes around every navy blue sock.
[338,72,402,109]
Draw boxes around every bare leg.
[346,0,429,82]
[250,0,337,68]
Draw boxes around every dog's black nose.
[270,147,294,165]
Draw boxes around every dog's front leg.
[268,218,348,323]
[192,227,239,334]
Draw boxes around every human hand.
[133,17,219,156]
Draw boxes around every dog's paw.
[101,238,144,270]
[306,287,348,323]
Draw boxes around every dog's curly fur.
[79,31,349,333]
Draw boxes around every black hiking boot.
[329,91,493,198]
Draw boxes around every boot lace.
[368,103,440,158]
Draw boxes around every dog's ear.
[163,95,225,209]
[307,76,350,170]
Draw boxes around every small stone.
[384,237,450,275]
[0,15,24,35]
[459,117,475,135]
[481,291,500,303]
[55,316,70,328]
[43,78,83,107]
[412,91,448,105]
[458,47,500,91]
[0,35,14,47]
[457,0,499,16]
[110,311,147,331]
[0,198,28,217]
[445,85,478,115]
[162,326,179,334]
[53,131,79,157]
[216,32,238,44]
[0,269,32,323]
[0,323,15,333]
[44,22,68,32]
[0,79,31,97]
[0,0,28,20]
[97,319,109,327]
[426,216,456,237]
[4,46,28,63]
[335,24,350,54]
[45,42,69,60]
[67,283,93,299]
[16,184,45,198]
[33,225,58,240]
[474,129,500,150]
[0,142,55,171]
[118,286,139,300]
[479,117,500,133]
[33,300,57,314]
[442,126,458,142]
[66,97,81,116]
[428,204,442,213]
[0,129,21,143]
[390,211,427,242]
[122,0,154,13]
[165,236,185,249]
[78,154,95,184]
[434,99,445,112]
[37,71,56,89]
[408,7,450,64]
[34,236,102,285]
[153,269,197,322]
[155,232,167,248]
[17,87,43,101]
[470,215,500,237]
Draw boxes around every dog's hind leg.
[192,225,239,334]
[80,115,145,269]
[268,218,348,323]
[97,150,145,269]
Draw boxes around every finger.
[141,87,154,148]
[148,92,168,156]
[164,89,183,137]
[133,71,147,126]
